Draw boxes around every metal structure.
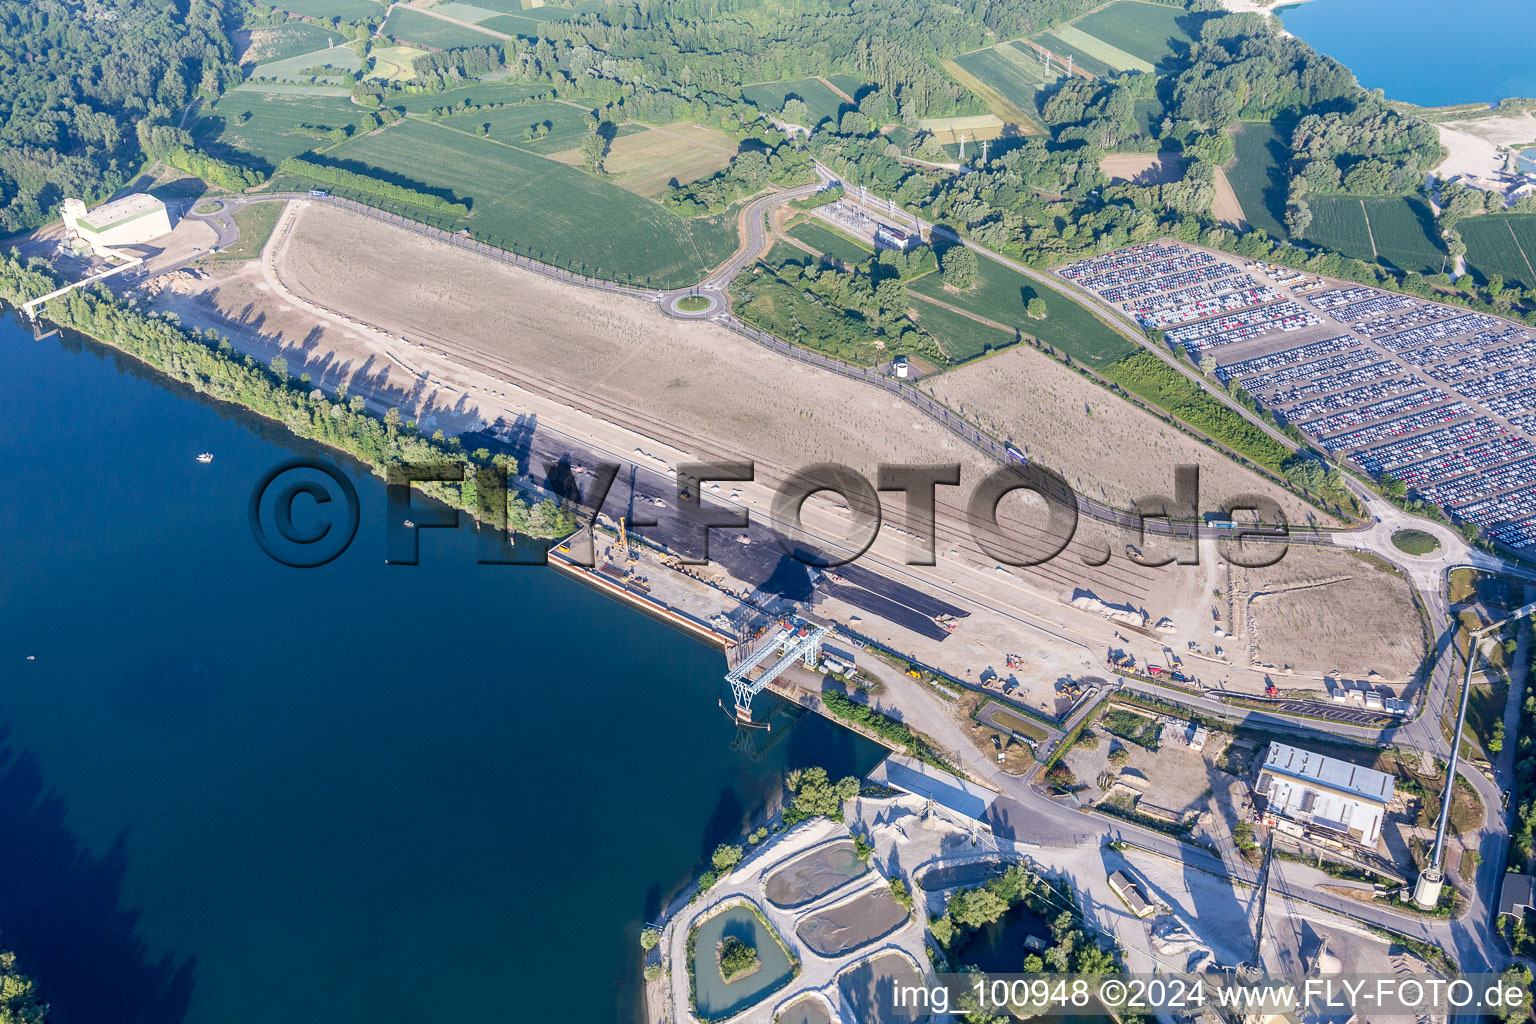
[1418,598,1536,907]
[723,622,830,724]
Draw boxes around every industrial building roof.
[868,754,997,823]
[78,193,166,231]
[1261,742,1394,804]
[1501,873,1536,917]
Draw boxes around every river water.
[1277,0,1536,107]
[0,314,884,1024]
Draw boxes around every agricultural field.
[1359,197,1446,275]
[1301,197,1375,263]
[235,24,343,65]
[226,82,353,97]
[908,253,1134,366]
[1226,121,1289,239]
[192,91,370,170]
[381,7,503,48]
[1030,31,1114,77]
[907,298,1015,362]
[471,0,599,23]
[916,114,1006,149]
[1461,213,1536,289]
[824,75,865,102]
[1048,24,1152,74]
[950,44,1054,126]
[1302,196,1446,275]
[393,81,553,112]
[741,78,849,128]
[367,44,429,82]
[249,44,361,85]
[1069,0,1208,72]
[441,100,593,154]
[601,124,736,197]
[785,217,874,265]
[312,118,739,286]
[268,0,384,19]
[428,2,508,23]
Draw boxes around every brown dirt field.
[1211,166,1248,230]
[260,204,1166,607]
[1099,152,1181,186]
[148,201,1418,696]
[603,123,736,197]
[919,345,1317,521]
[1231,547,1422,681]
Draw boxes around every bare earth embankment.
[148,201,1421,702]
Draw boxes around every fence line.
[247,191,1340,547]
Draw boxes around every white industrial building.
[62,194,172,255]
[1255,741,1395,846]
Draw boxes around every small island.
[717,935,760,983]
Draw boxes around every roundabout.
[662,288,724,318]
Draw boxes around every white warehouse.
[62,194,172,255]
[1255,741,1395,846]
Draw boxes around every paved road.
[659,171,831,318]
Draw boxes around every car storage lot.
[1057,242,1536,550]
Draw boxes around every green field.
[271,0,384,19]
[1359,197,1446,275]
[1049,24,1152,73]
[908,254,1134,366]
[953,46,1050,119]
[251,44,361,85]
[429,1,507,23]
[1227,121,1289,239]
[908,298,1016,362]
[1302,196,1446,274]
[1031,31,1114,77]
[382,7,503,47]
[315,119,739,286]
[207,202,284,261]
[193,91,371,170]
[1098,351,1292,473]
[1302,197,1376,262]
[1462,214,1536,289]
[741,78,849,128]
[466,0,598,16]
[1069,0,1207,72]
[238,24,344,64]
[393,81,553,112]
[825,74,865,101]
[786,218,874,265]
[442,100,594,153]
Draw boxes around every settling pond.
[690,902,797,1020]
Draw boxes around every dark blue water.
[1278,0,1536,106]
[0,314,883,1024]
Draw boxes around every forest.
[0,0,246,233]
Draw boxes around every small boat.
[196,452,214,463]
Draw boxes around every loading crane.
[723,622,831,725]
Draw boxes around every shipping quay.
[546,514,878,728]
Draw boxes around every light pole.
[1415,599,1536,908]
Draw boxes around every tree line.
[279,158,470,217]
[0,254,575,540]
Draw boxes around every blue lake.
[0,314,884,1024]
[1278,0,1536,107]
